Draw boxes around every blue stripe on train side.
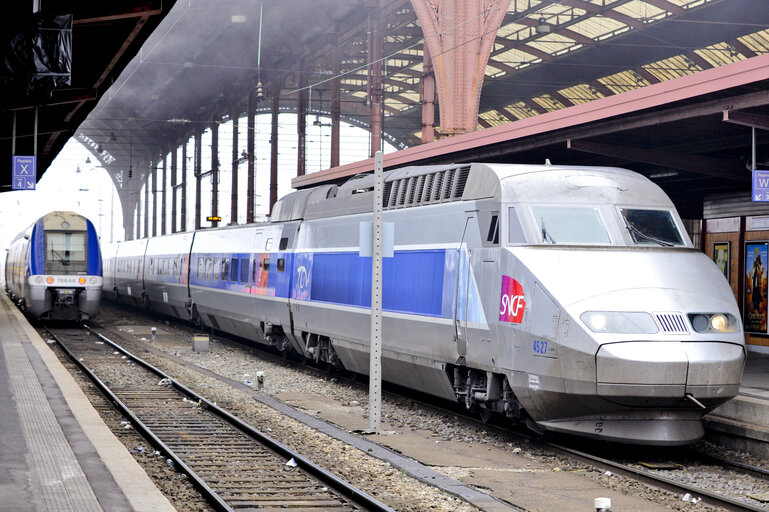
[31,220,45,275]
[293,249,448,317]
[86,220,103,276]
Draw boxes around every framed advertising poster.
[713,242,729,281]
[745,241,769,334]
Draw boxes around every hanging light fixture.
[535,17,550,34]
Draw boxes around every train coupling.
[53,288,77,307]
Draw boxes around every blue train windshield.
[532,206,611,244]
[620,208,684,247]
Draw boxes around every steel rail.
[57,325,396,512]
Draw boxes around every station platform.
[706,348,769,456]
[0,293,174,512]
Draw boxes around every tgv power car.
[6,211,102,321]
[103,163,745,444]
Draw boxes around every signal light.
[79,277,86,285]
[46,276,54,284]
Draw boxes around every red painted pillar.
[194,129,202,230]
[297,62,307,177]
[181,141,187,232]
[368,10,382,157]
[411,0,508,137]
[151,161,157,237]
[211,122,219,228]
[420,44,435,144]
[231,110,239,224]
[246,90,256,223]
[161,154,167,235]
[171,147,177,233]
[331,43,341,168]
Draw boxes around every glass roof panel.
[643,54,700,82]
[694,43,746,68]
[613,1,667,22]
[558,83,604,105]
[738,30,769,54]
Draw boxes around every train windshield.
[45,232,88,274]
[620,208,684,247]
[532,206,611,244]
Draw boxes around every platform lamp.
[535,17,550,34]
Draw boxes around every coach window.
[486,213,500,245]
[221,258,230,280]
[205,258,213,279]
[240,258,249,283]
[229,258,238,282]
[277,258,285,272]
[173,258,178,276]
[213,258,221,280]
[197,258,205,278]
[508,207,526,244]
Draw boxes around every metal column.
[368,150,384,431]
[269,92,279,214]
[181,141,187,232]
[144,166,150,238]
[161,154,167,235]
[246,90,256,223]
[151,161,157,237]
[420,44,435,144]
[367,10,382,157]
[297,62,307,177]
[211,121,219,228]
[331,43,341,168]
[171,146,178,233]
[194,129,202,230]
[411,0,508,137]
[231,110,239,224]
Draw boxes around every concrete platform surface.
[0,294,174,512]
[706,347,769,457]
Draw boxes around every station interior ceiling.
[3,0,769,219]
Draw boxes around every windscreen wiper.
[541,218,556,244]
[624,221,672,247]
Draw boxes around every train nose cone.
[596,341,743,408]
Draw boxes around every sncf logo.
[499,275,526,324]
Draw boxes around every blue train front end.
[26,212,103,321]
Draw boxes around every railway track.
[76,305,769,512]
[194,328,769,512]
[46,325,395,512]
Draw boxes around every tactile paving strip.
[1,302,102,512]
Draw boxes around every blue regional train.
[102,163,745,445]
[6,211,102,321]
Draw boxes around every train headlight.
[35,276,43,284]
[580,311,659,334]
[78,277,86,285]
[688,313,738,333]
[46,276,54,284]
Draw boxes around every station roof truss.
[53,0,769,211]
[0,1,177,189]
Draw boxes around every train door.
[454,212,477,357]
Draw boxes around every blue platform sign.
[753,170,769,202]
[12,156,36,190]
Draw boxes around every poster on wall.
[745,241,769,334]
[713,242,730,281]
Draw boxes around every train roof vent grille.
[384,166,470,210]
[654,312,689,334]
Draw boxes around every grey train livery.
[102,163,745,444]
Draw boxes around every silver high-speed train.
[103,163,745,444]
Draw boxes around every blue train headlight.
[580,311,659,334]
[688,313,738,333]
